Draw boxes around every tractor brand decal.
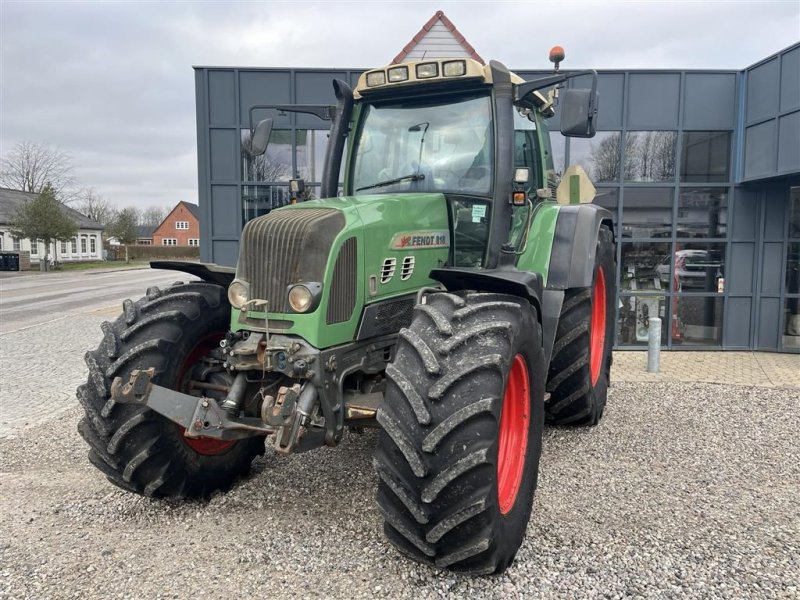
[390,231,450,250]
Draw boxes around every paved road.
[0,267,197,436]
[0,267,194,334]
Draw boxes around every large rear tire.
[374,292,545,575]
[545,224,616,426]
[77,282,264,498]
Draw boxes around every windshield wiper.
[356,173,425,192]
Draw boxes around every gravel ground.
[1,381,798,599]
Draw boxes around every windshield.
[351,93,494,196]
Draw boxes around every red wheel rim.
[497,354,530,515]
[176,333,237,456]
[589,267,607,386]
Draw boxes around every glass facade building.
[194,42,800,352]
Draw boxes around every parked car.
[656,249,723,291]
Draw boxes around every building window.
[188,239,199,246]
[296,130,329,182]
[624,131,677,182]
[61,240,68,254]
[677,188,728,238]
[680,131,731,183]
[90,237,97,253]
[30,239,38,255]
[241,129,293,182]
[0,234,3,251]
[72,237,78,253]
[175,221,189,230]
[81,236,87,254]
[622,188,673,238]
[13,237,20,251]
[570,132,622,183]
[162,238,177,246]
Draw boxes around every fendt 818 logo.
[390,231,450,250]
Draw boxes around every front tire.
[546,224,616,426]
[374,292,545,575]
[77,282,264,498]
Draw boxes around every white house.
[0,187,104,264]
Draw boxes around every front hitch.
[110,369,324,454]
[110,369,270,441]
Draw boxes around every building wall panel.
[208,70,236,124]
[777,111,800,174]
[780,47,800,113]
[627,73,680,129]
[683,73,736,129]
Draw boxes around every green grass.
[56,260,150,272]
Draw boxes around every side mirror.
[559,88,599,138]
[242,118,274,156]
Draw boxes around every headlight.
[288,285,313,313]
[228,280,249,309]
[287,282,322,313]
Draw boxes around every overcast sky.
[1,0,798,210]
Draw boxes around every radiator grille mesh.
[236,208,344,313]
[326,237,358,324]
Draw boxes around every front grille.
[237,208,344,313]
[327,237,358,324]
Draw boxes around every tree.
[107,208,139,263]
[10,183,78,270]
[78,188,116,226]
[139,206,166,227]
[0,141,79,203]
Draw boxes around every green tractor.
[77,49,615,575]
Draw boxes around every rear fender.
[547,204,614,290]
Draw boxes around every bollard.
[647,316,661,373]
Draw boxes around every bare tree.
[139,206,167,228]
[78,188,116,226]
[0,141,79,202]
[588,134,623,182]
[625,132,676,181]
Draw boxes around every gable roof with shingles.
[392,10,484,65]
[153,200,201,234]
[0,187,104,230]
[136,225,156,239]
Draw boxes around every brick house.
[152,201,200,247]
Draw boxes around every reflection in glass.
[680,131,731,182]
[547,132,566,185]
[787,242,799,293]
[624,131,677,182]
[242,185,289,225]
[594,188,619,225]
[241,130,293,182]
[569,132,621,182]
[790,187,800,238]
[351,93,493,195]
[784,297,800,350]
[622,188,673,238]
[296,130,328,182]
[621,241,671,291]
[677,188,728,238]
[674,296,723,345]
[671,241,725,293]
[618,294,669,345]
